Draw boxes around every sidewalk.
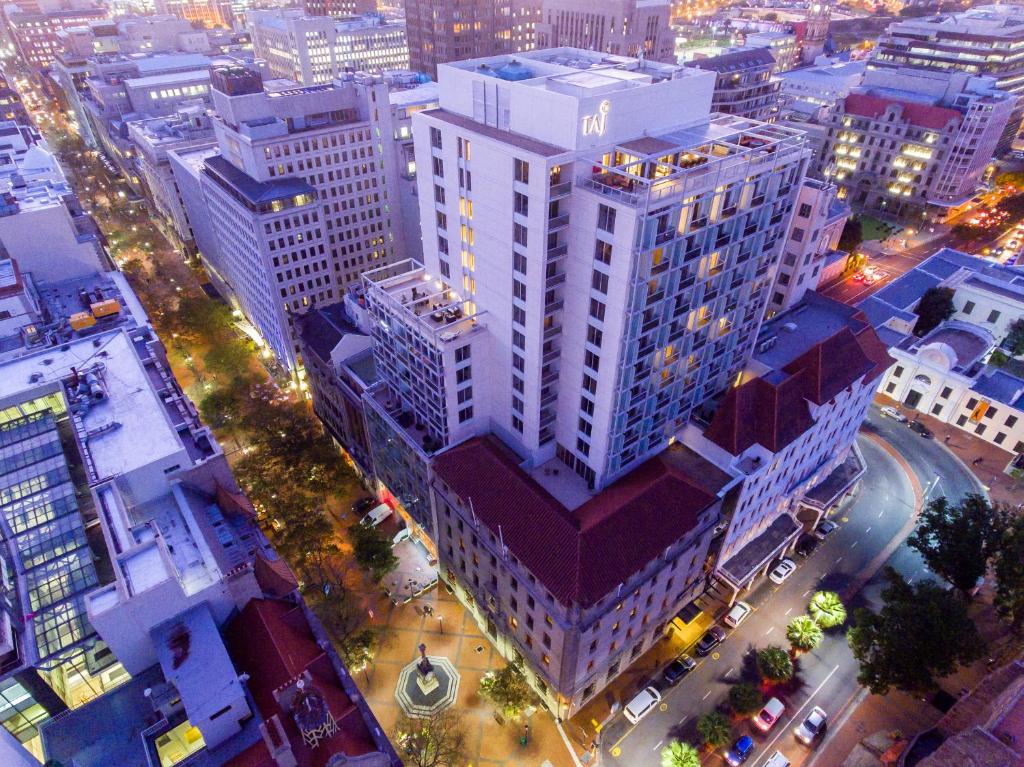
[875,395,1022,507]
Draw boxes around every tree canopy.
[809,591,847,629]
[993,511,1024,634]
[395,709,467,767]
[907,494,1000,597]
[478,663,534,720]
[696,711,731,748]
[757,646,794,683]
[1004,318,1024,356]
[660,740,701,767]
[848,568,985,695]
[913,287,956,337]
[787,615,823,652]
[838,217,864,254]
[728,682,763,716]
[348,522,399,581]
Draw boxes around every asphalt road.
[601,408,983,767]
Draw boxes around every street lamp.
[438,615,443,635]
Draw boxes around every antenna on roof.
[498,524,507,558]
[468,496,479,528]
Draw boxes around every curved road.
[599,407,983,767]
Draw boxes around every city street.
[598,407,983,766]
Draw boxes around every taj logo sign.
[581,100,611,137]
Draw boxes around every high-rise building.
[249,10,410,83]
[384,48,809,491]
[179,66,408,370]
[153,0,233,29]
[820,68,1014,221]
[686,48,780,122]
[767,178,849,315]
[535,0,675,63]
[404,0,541,79]
[872,4,1024,155]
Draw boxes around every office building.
[127,106,216,256]
[778,57,866,113]
[153,0,234,29]
[249,10,410,83]
[767,178,849,315]
[180,66,408,371]
[3,0,106,70]
[681,292,891,599]
[820,68,1014,221]
[302,0,375,16]
[686,48,780,122]
[741,31,797,73]
[861,247,1024,456]
[872,5,1024,154]
[0,74,31,126]
[535,0,675,63]
[404,0,541,79]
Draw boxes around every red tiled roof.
[252,553,299,598]
[844,92,961,130]
[705,302,894,455]
[223,599,383,767]
[431,439,717,607]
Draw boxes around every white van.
[762,751,790,767]
[360,503,393,528]
[623,686,661,725]
[723,601,752,628]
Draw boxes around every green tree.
[809,591,847,629]
[728,682,763,716]
[478,663,534,720]
[203,336,252,378]
[993,511,1024,633]
[660,740,700,767]
[907,494,1000,598]
[394,709,467,767]
[757,646,794,683]
[913,286,955,336]
[695,711,731,749]
[1004,318,1024,356]
[848,568,985,695]
[349,522,399,580]
[786,615,824,652]
[308,583,383,671]
[838,217,863,253]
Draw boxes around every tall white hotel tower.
[363,48,810,492]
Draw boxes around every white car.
[880,406,907,423]
[723,601,753,628]
[754,697,786,732]
[794,706,827,745]
[623,686,661,725]
[768,558,797,585]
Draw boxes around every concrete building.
[768,178,850,315]
[820,68,1015,221]
[872,4,1024,155]
[127,106,216,256]
[404,0,541,79]
[183,66,408,371]
[778,57,866,112]
[681,292,892,600]
[153,0,233,29]
[686,48,780,122]
[249,10,410,84]
[742,31,797,73]
[861,248,1024,457]
[2,0,106,70]
[535,0,675,63]
[302,0,375,16]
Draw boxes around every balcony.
[543,324,562,340]
[548,213,570,231]
[544,298,564,314]
[546,272,567,288]
[550,180,572,199]
[547,242,568,260]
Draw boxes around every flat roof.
[124,69,211,90]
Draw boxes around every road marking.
[653,740,663,751]
[802,589,812,597]
[865,526,871,534]
[703,690,712,700]
[784,607,793,616]
[878,509,885,518]
[679,716,688,725]
[836,556,844,564]
[850,541,858,548]
[764,626,774,636]
[726,667,734,676]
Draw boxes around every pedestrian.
[973,457,983,466]
[944,435,951,444]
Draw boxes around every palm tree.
[696,711,732,749]
[757,645,794,683]
[786,615,824,652]
[728,682,764,716]
[660,740,701,767]
[809,591,847,629]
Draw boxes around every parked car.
[754,697,786,732]
[880,406,907,422]
[723,601,752,628]
[794,706,828,745]
[352,497,378,517]
[908,420,934,439]
[795,534,819,558]
[768,558,796,585]
[725,735,755,766]
[814,519,839,540]
[695,626,727,656]
[623,686,661,725]
[762,752,791,767]
[360,503,393,528]
[663,653,697,685]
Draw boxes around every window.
[587,325,603,346]
[514,191,529,215]
[458,406,473,423]
[967,398,979,410]
[994,432,1007,445]
[1006,415,1018,428]
[931,404,942,416]
[456,366,472,384]
[963,301,975,315]
[893,366,904,378]
[514,158,529,183]
[584,350,600,371]
[513,280,526,300]
[457,387,473,404]
[455,345,471,362]
[987,309,1001,324]
[975,423,987,435]
[591,271,609,294]
[513,223,528,247]
[582,374,597,394]
[597,204,616,233]
[589,299,606,321]
[885,382,896,394]
[957,415,969,427]
[595,239,612,264]
[513,252,527,274]
[790,227,805,242]
[940,386,952,399]
[798,202,812,218]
